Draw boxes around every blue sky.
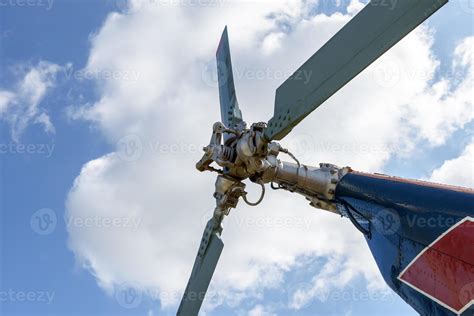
[0,0,472,315]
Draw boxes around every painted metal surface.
[399,218,474,314]
[336,172,474,315]
[265,0,448,141]
[177,220,224,316]
[216,26,244,132]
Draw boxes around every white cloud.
[288,254,393,311]
[347,0,365,15]
[65,0,473,314]
[430,141,474,188]
[0,91,14,114]
[0,61,64,141]
[401,36,474,147]
[248,304,276,316]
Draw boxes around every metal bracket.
[211,176,246,232]
[196,122,240,174]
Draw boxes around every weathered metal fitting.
[236,132,256,158]
[251,122,267,131]
[271,161,353,213]
[215,176,241,196]
[212,175,246,225]
[213,122,225,132]
[307,196,338,213]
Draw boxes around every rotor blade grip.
[265,0,448,140]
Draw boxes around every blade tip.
[216,26,229,56]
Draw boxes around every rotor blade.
[177,219,224,316]
[265,0,448,141]
[217,26,244,131]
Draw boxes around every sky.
[0,0,473,315]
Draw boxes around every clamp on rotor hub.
[196,122,273,180]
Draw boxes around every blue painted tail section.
[335,172,474,315]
